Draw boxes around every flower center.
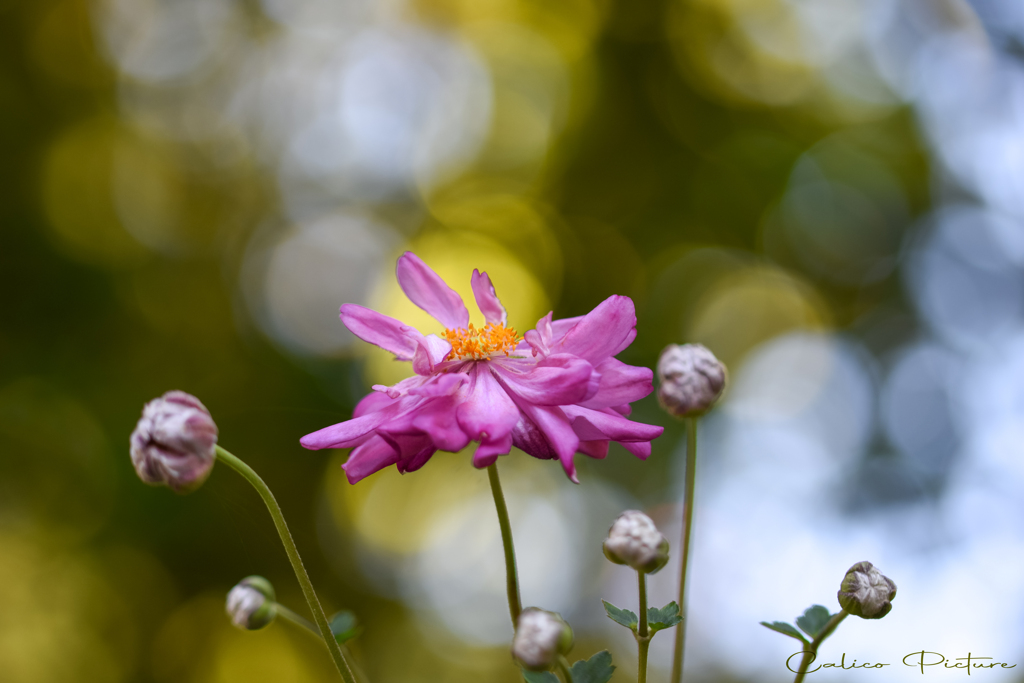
[444,322,520,361]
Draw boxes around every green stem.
[637,571,650,683]
[670,418,698,683]
[216,446,358,683]
[556,655,575,683]
[275,603,319,636]
[793,611,848,683]
[487,462,522,626]
[275,603,368,683]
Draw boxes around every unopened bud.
[511,608,574,672]
[657,344,726,418]
[837,561,896,619]
[226,576,277,630]
[130,391,218,493]
[603,510,670,575]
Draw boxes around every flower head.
[837,561,896,619]
[657,344,726,418]
[301,252,664,483]
[130,391,218,493]
[226,576,277,630]
[603,510,670,574]
[511,608,574,671]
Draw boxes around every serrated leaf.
[760,621,809,644]
[795,605,832,639]
[647,601,683,634]
[571,650,616,683]
[522,670,559,683]
[328,610,362,644]
[602,600,638,631]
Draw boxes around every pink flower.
[301,252,664,483]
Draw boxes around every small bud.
[603,510,670,575]
[226,576,277,630]
[511,608,574,672]
[657,344,726,418]
[130,391,218,493]
[837,561,896,619]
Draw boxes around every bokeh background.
[3,0,1024,680]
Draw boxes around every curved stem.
[637,571,649,683]
[556,655,575,683]
[670,418,698,683]
[793,611,848,683]
[216,446,358,683]
[487,462,522,626]
[276,603,319,636]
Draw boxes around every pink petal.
[411,396,471,452]
[396,252,469,330]
[511,415,557,460]
[412,334,454,375]
[578,358,654,410]
[524,312,553,357]
[456,366,520,442]
[395,434,437,473]
[549,315,584,341]
[409,373,468,397]
[562,405,664,443]
[492,354,595,406]
[301,403,401,450]
[516,402,580,483]
[342,436,400,483]
[471,269,507,325]
[578,440,609,459]
[353,390,397,418]
[472,434,513,468]
[555,295,637,362]
[621,440,651,460]
[340,304,422,360]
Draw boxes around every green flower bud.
[512,608,574,672]
[838,561,896,619]
[603,510,670,574]
[226,576,277,630]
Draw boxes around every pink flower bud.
[130,391,218,493]
[657,344,726,418]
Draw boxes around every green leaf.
[795,605,832,639]
[760,621,809,644]
[571,650,616,683]
[647,601,683,634]
[602,600,638,632]
[328,610,362,644]
[522,671,559,683]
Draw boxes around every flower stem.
[215,446,358,683]
[487,462,522,626]
[637,571,650,683]
[670,418,698,683]
[793,611,848,683]
[276,603,319,636]
[557,655,575,683]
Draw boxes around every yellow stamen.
[444,322,520,361]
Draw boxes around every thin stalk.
[670,418,698,683]
[487,462,522,626]
[556,655,576,683]
[215,446,357,683]
[637,571,650,683]
[793,611,848,683]
[276,603,319,636]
